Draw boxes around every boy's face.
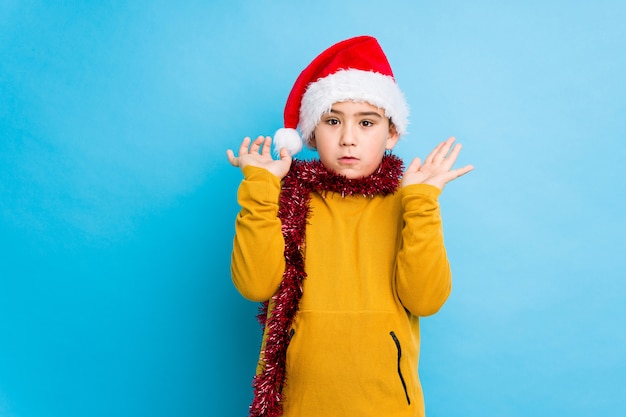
[311,101,399,179]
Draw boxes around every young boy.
[227,36,473,417]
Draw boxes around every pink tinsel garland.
[249,154,404,417]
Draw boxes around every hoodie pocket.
[390,331,411,405]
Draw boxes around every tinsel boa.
[249,154,404,417]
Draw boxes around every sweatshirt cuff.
[401,183,442,200]
[242,165,282,184]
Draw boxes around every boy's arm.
[395,184,452,317]
[231,166,286,302]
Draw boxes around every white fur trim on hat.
[299,69,409,144]
[274,127,303,156]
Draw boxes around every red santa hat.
[274,35,410,155]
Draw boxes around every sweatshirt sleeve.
[231,165,286,302]
[395,183,452,317]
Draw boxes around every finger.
[458,164,475,176]
[442,143,463,167]
[238,137,252,156]
[226,149,238,167]
[260,136,273,157]
[279,147,293,163]
[448,164,474,181]
[249,136,265,154]
[424,141,446,165]
[405,157,422,173]
[436,137,457,162]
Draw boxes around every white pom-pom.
[273,127,303,156]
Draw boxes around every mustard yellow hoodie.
[232,165,451,417]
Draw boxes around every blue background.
[1,1,625,416]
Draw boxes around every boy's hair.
[274,36,409,155]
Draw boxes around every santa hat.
[274,35,410,155]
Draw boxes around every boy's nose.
[340,125,357,146]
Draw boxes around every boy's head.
[274,36,409,156]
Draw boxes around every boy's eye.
[361,120,374,127]
[326,118,339,125]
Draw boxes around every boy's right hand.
[227,136,292,179]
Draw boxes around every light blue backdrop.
[1,1,625,416]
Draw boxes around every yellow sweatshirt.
[232,165,452,417]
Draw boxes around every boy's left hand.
[402,136,474,190]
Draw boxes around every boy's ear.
[385,125,400,150]
[309,134,317,149]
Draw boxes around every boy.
[227,36,473,417]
